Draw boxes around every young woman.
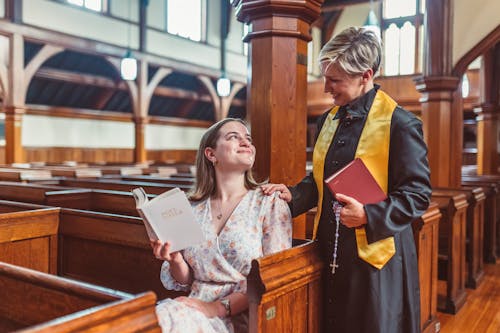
[151,118,292,333]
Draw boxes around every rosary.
[330,201,342,274]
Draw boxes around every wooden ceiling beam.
[33,67,245,105]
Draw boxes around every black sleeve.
[364,108,432,243]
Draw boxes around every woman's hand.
[150,240,184,264]
[176,297,224,318]
[335,193,367,228]
[261,183,292,202]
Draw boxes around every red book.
[324,158,387,204]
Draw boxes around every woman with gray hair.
[263,27,431,333]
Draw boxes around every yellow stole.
[312,89,396,270]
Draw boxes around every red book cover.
[324,158,387,204]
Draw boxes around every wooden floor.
[438,261,500,333]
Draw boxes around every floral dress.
[155,189,292,333]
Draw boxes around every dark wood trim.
[148,116,212,128]
[25,104,133,122]
[453,25,500,77]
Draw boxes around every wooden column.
[4,33,25,163]
[415,0,460,188]
[475,45,500,175]
[134,116,147,163]
[232,0,323,184]
[4,106,24,163]
[233,0,323,239]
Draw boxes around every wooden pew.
[431,190,468,314]
[0,262,160,332]
[58,208,182,300]
[41,178,190,195]
[0,181,91,210]
[0,167,52,181]
[247,240,323,333]
[412,203,441,333]
[462,175,499,262]
[0,201,60,274]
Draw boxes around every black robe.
[290,86,431,333]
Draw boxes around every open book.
[324,158,386,204]
[132,187,204,252]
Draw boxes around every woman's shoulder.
[251,188,289,208]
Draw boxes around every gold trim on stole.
[312,90,396,269]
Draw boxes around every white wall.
[21,115,205,150]
[453,0,500,66]
[145,124,205,150]
[332,3,374,37]
[22,115,135,148]
[0,0,5,18]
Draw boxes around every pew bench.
[0,262,160,332]
[37,178,190,195]
[462,176,499,262]
[0,201,60,274]
[431,190,468,314]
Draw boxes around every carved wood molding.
[24,45,65,93]
[197,75,220,121]
[25,104,133,122]
[453,25,500,77]
[148,116,212,128]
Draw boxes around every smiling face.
[205,121,255,172]
[321,61,370,107]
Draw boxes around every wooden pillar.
[4,33,25,163]
[476,45,500,175]
[134,116,147,163]
[232,0,323,184]
[415,0,460,188]
[233,0,323,239]
[4,106,24,163]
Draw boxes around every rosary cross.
[330,262,339,274]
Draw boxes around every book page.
[133,187,204,252]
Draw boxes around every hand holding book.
[132,187,204,253]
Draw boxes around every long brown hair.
[188,118,260,201]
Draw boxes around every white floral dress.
[155,189,292,333]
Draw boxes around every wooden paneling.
[247,240,324,333]
[19,147,197,164]
[0,204,60,274]
[0,262,161,332]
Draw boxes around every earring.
[212,159,217,166]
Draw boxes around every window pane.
[383,0,416,18]
[67,0,84,6]
[399,21,415,74]
[384,23,400,75]
[167,0,202,41]
[462,74,470,98]
[420,0,426,13]
[85,0,102,11]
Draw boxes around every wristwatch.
[220,297,231,317]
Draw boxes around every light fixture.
[121,50,137,81]
[120,0,137,81]
[363,0,381,40]
[217,75,231,97]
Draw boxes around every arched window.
[381,0,424,76]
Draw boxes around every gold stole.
[312,90,396,269]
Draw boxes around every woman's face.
[208,121,255,171]
[321,61,365,106]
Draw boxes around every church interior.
[0,0,499,332]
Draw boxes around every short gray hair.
[319,27,381,76]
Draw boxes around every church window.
[381,0,424,75]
